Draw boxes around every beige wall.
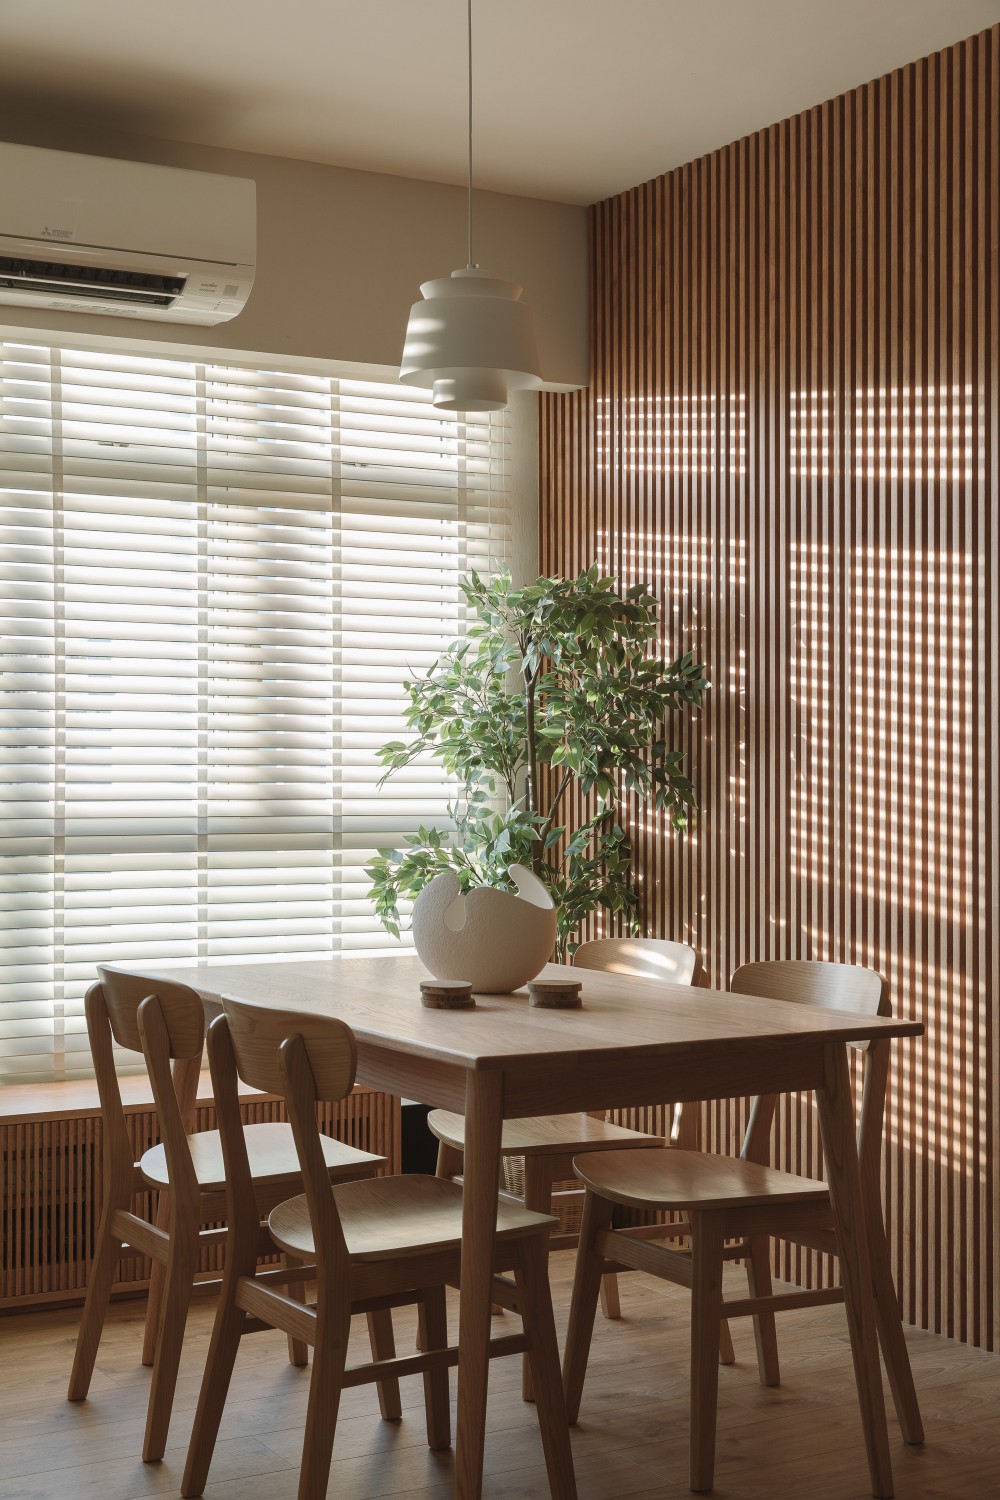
[0,116,588,386]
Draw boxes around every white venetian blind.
[0,341,510,1081]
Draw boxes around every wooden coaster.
[528,978,583,1009]
[420,979,476,1009]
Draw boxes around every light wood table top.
[101,953,921,1109]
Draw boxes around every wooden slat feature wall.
[539,26,999,1351]
[0,1087,401,1310]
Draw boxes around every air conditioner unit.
[0,142,255,326]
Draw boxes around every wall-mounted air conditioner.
[0,142,256,326]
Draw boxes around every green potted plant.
[367,566,708,960]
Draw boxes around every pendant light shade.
[399,0,543,412]
[400,267,542,412]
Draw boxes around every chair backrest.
[573,937,699,1145]
[730,960,891,1173]
[88,967,208,1205]
[731,960,888,1047]
[208,997,358,1269]
[573,937,699,986]
[97,964,206,1058]
[221,995,357,1101]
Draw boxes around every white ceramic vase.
[411,865,558,994]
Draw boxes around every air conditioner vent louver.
[0,254,186,306]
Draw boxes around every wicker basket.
[502,1155,586,1237]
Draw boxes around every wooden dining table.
[108,952,922,1500]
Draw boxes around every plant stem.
[523,651,542,876]
[539,769,572,846]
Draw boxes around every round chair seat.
[268,1172,557,1262]
[427,1108,665,1158]
[573,1146,833,1213]
[140,1121,383,1193]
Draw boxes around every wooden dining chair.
[426,936,698,1396]
[574,937,706,1321]
[562,959,924,1494]
[181,996,576,1500]
[67,967,385,1465]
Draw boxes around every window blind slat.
[1,340,510,1081]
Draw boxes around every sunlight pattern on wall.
[791,386,978,483]
[596,394,747,475]
[540,25,999,1349]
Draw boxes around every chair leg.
[689,1211,725,1494]
[418,1285,452,1451]
[746,1234,780,1387]
[366,1308,402,1421]
[675,1098,701,1152]
[144,1048,201,1370]
[520,1155,555,1402]
[298,1295,351,1500]
[562,1189,614,1425]
[181,1277,249,1497]
[435,1138,464,1180]
[599,1271,622,1319]
[283,1251,310,1368]
[67,1207,126,1400]
[718,1318,736,1366]
[143,1235,196,1463]
[142,1195,171,1367]
[867,1219,924,1443]
[515,1235,578,1500]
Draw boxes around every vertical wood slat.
[0,1087,401,1310]
[539,24,999,1351]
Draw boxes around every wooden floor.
[0,1253,997,1500]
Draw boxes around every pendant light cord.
[466,0,474,269]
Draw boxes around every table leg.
[455,1069,504,1500]
[520,1154,555,1402]
[860,1042,923,1445]
[816,1043,894,1498]
[142,1054,202,1366]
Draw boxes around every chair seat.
[574,1146,833,1213]
[268,1172,557,1262]
[428,1108,665,1158]
[140,1121,383,1193]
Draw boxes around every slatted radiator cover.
[0,1089,401,1310]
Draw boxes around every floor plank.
[0,1253,996,1499]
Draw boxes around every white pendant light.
[400,0,542,412]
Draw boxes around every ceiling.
[3,0,999,205]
